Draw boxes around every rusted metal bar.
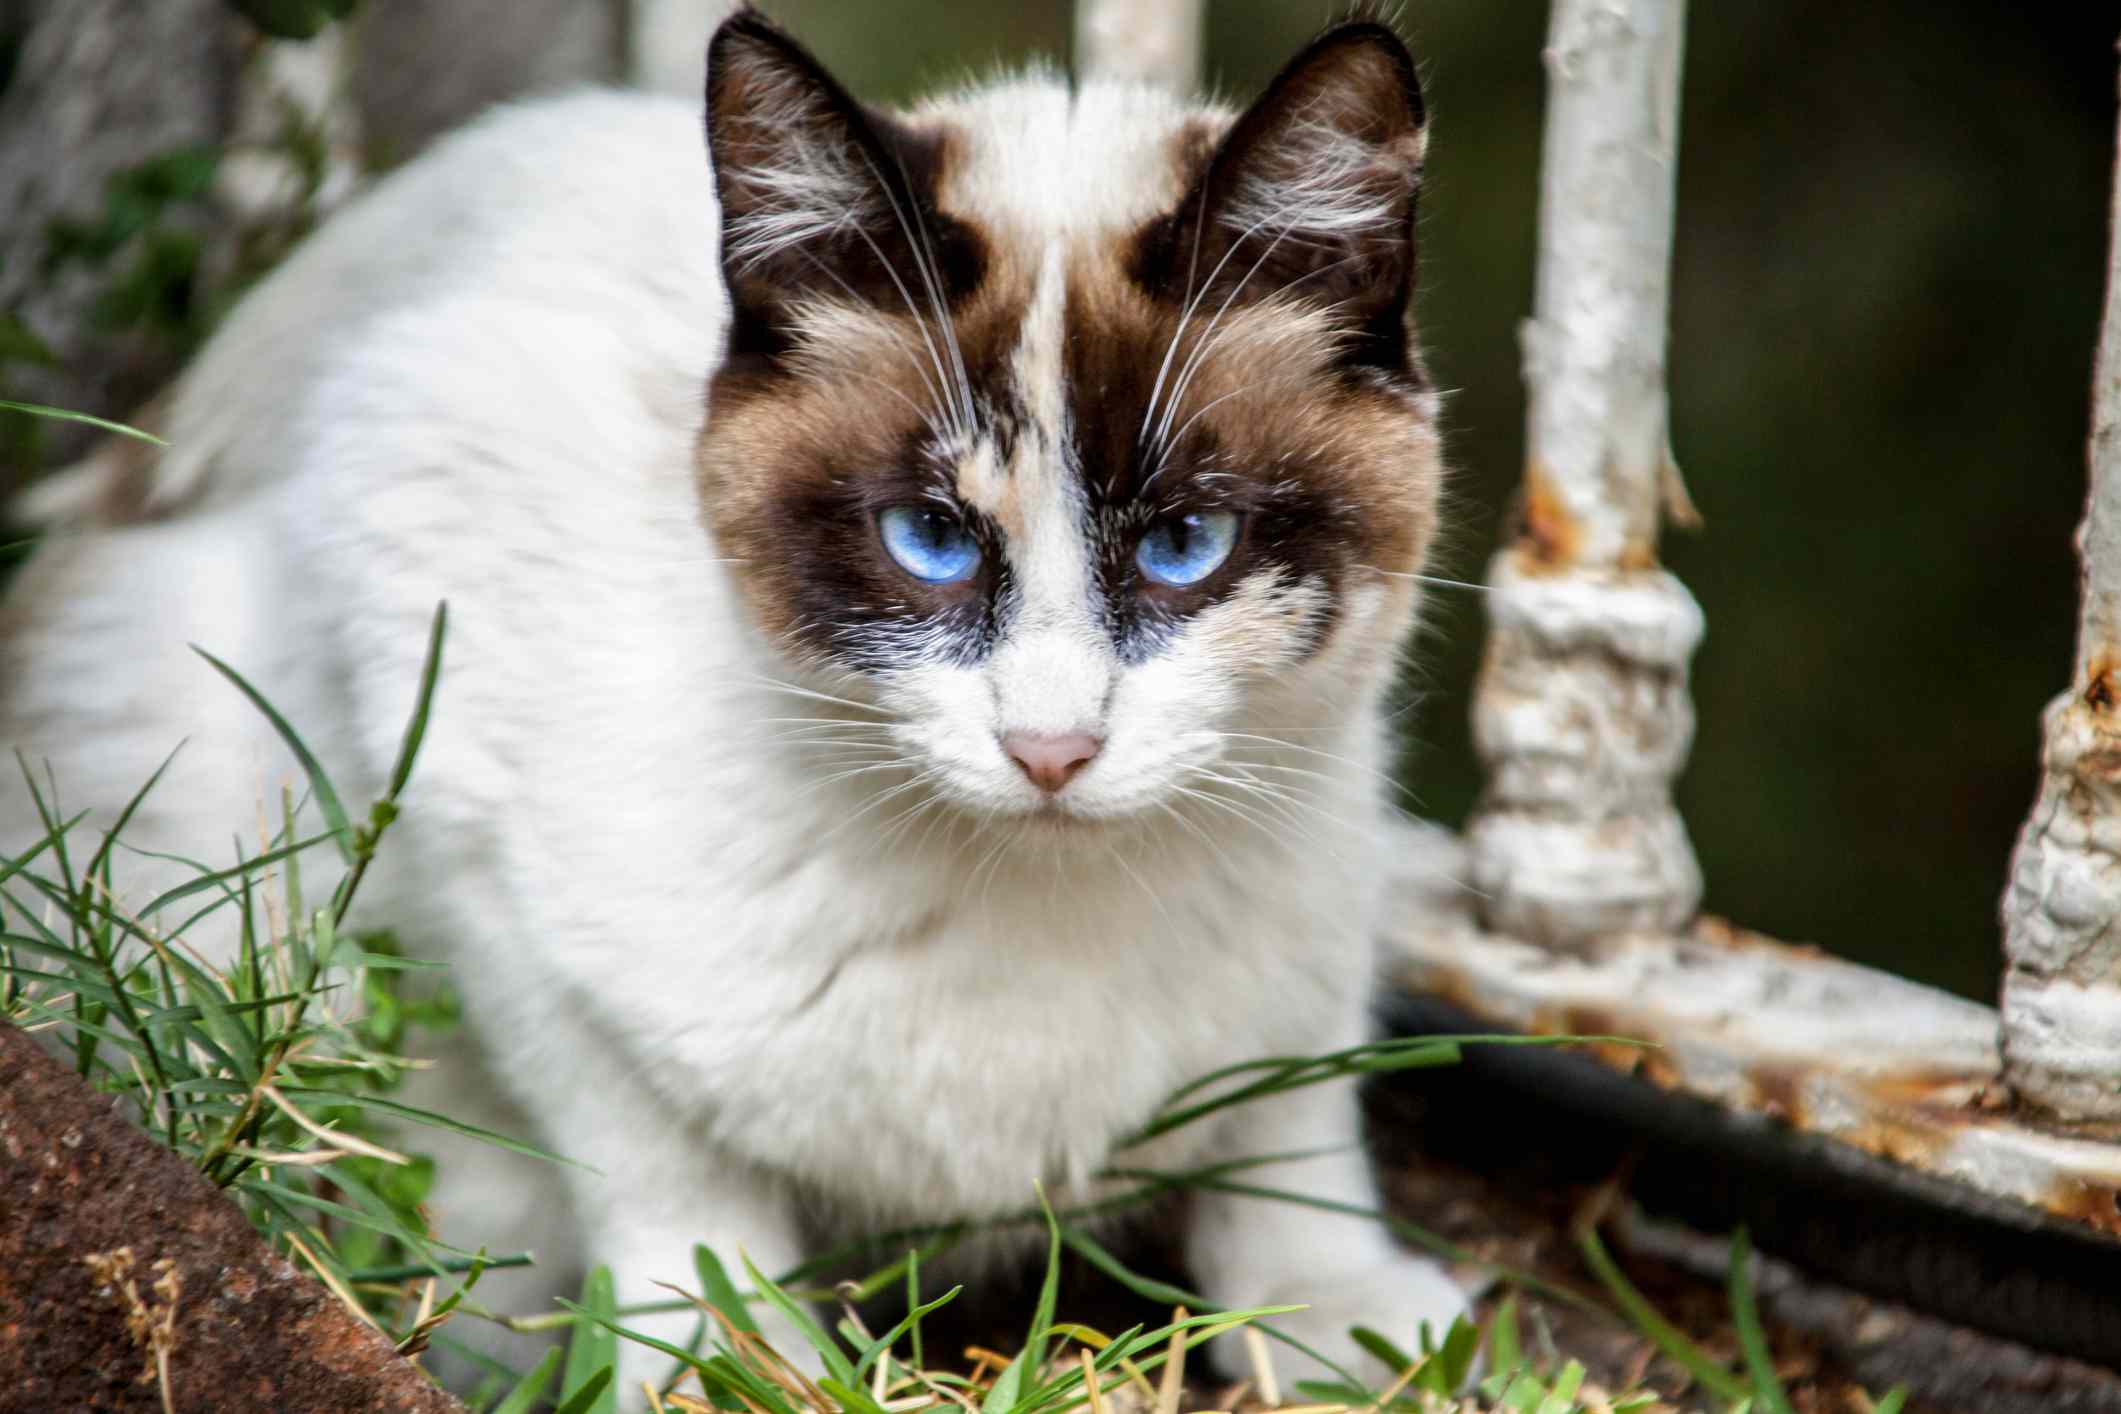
[2000,47,2121,1123]
[0,1021,465,1412]
[1463,0,1705,948]
[1386,823,2121,1241]
[1074,0,1202,90]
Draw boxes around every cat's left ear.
[1139,21,1427,372]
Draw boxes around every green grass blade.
[1146,1032,1632,1119]
[697,1353,797,1414]
[557,1300,719,1383]
[490,1346,563,1414]
[83,740,183,887]
[1727,1229,1795,1414]
[1575,1221,1746,1402]
[982,1347,1033,1413]
[1130,1040,1462,1142]
[1872,1388,1909,1414]
[0,400,166,445]
[190,644,354,865]
[554,1369,614,1414]
[0,808,90,895]
[852,1285,960,1383]
[1540,1359,1585,1413]
[1016,1188,1065,1377]
[741,1250,855,1385]
[243,1179,445,1250]
[280,1088,582,1167]
[694,1244,759,1336]
[137,829,342,917]
[1432,1315,1481,1394]
[1491,1292,1523,1377]
[1059,1225,1195,1307]
[1350,1325,1414,1375]
[386,603,448,799]
[7,994,150,1061]
[345,1252,534,1283]
[1057,1225,1355,1392]
[818,1378,890,1414]
[907,1244,925,1371]
[560,1265,619,1414]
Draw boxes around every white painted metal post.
[1075,0,1203,90]
[1463,0,1705,948]
[2000,53,2121,1123]
[627,0,738,96]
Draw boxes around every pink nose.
[1002,731,1103,794]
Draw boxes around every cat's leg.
[1183,1079,1473,1386]
[534,1056,815,1395]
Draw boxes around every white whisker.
[1355,565,1490,593]
[1151,222,1305,456]
[735,676,896,718]
[1103,838,1174,930]
[1140,205,1289,449]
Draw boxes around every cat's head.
[697,10,1440,827]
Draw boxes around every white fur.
[1,79,1464,1390]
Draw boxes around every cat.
[0,5,1462,1389]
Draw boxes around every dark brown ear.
[1137,22,1427,375]
[704,10,980,365]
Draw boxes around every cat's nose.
[1001,731,1103,794]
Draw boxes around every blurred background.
[1,2,2113,1000]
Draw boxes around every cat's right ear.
[705,11,976,363]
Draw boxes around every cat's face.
[698,15,1439,825]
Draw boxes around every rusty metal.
[1463,0,1705,950]
[1999,48,2121,1123]
[0,1022,465,1412]
[1384,837,2121,1242]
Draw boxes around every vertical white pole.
[627,0,738,96]
[2000,46,2121,1122]
[1075,0,1203,90]
[1464,0,1705,948]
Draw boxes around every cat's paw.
[1209,1254,1477,1392]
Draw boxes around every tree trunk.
[0,0,238,486]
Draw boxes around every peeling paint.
[1520,466,1582,570]
[2001,73,2121,1123]
[1383,872,2121,1241]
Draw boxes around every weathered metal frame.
[2001,52,2121,1123]
[1384,0,2121,1257]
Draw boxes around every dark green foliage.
[227,0,359,42]
[41,146,220,338]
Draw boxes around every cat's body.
[1,13,1461,1385]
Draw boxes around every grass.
[0,593,1912,1414]
[1,603,553,1329]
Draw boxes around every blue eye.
[878,505,982,583]
[1136,510,1239,586]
